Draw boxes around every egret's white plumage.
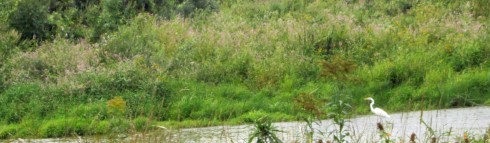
[365,97,390,118]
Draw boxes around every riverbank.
[3,106,489,142]
[1,0,490,139]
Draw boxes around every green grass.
[0,0,489,139]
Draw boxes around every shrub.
[0,83,41,123]
[39,118,89,138]
[384,0,413,16]
[0,29,20,69]
[48,8,87,39]
[133,116,151,131]
[0,124,18,139]
[176,0,218,18]
[75,0,101,10]
[9,0,55,42]
[70,103,109,120]
[2,39,99,84]
[0,29,18,91]
[108,118,131,133]
[231,2,271,21]
[101,14,162,60]
[269,0,310,17]
[472,0,490,18]
[248,117,283,143]
[447,41,489,72]
[123,90,172,121]
[0,0,16,24]
[107,96,127,117]
[89,120,110,134]
[79,61,149,96]
[196,54,252,84]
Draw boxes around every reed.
[0,0,489,139]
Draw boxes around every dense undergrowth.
[0,0,489,139]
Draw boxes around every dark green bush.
[9,0,55,42]
[74,0,101,10]
[385,0,413,16]
[6,0,218,43]
[176,0,218,17]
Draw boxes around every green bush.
[108,118,131,133]
[447,41,490,72]
[89,120,110,134]
[0,29,20,69]
[89,0,218,41]
[123,91,170,120]
[0,83,41,123]
[39,118,89,138]
[48,8,87,39]
[102,14,162,59]
[176,0,218,17]
[0,0,16,24]
[0,124,18,139]
[472,0,490,18]
[9,0,55,42]
[0,28,17,91]
[133,116,151,131]
[77,62,149,96]
[70,103,109,120]
[2,39,100,84]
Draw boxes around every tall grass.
[0,0,489,139]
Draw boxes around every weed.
[0,0,490,139]
[107,96,126,116]
[326,94,351,143]
[377,122,393,142]
[133,116,152,132]
[248,117,283,143]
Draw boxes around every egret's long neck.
[369,99,375,111]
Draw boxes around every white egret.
[364,97,390,118]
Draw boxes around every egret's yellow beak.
[364,97,369,100]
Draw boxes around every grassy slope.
[1,0,490,139]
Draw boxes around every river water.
[174,106,490,143]
[4,106,490,143]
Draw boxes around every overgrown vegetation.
[1,0,489,139]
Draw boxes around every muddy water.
[5,106,490,143]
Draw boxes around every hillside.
[0,0,489,139]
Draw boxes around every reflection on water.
[4,106,490,143]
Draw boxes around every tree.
[9,0,55,42]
